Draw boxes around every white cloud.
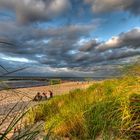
[0,53,36,63]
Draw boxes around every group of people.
[33,90,53,101]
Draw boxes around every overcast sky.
[0,0,140,77]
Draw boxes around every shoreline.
[0,83,48,91]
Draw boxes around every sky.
[0,0,140,77]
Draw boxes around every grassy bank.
[27,75,140,139]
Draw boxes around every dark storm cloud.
[0,20,97,52]
[85,0,140,15]
[0,0,71,24]
[0,0,139,25]
[0,0,93,25]
[0,19,139,71]
[79,39,99,52]
[126,0,140,15]
[96,28,140,51]
[70,27,140,69]
[84,0,131,13]
[0,1,139,77]
[73,48,140,68]
[0,20,99,68]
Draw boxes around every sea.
[0,76,114,90]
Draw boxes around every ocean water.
[0,80,48,90]
[0,76,110,90]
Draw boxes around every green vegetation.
[0,106,44,140]
[28,75,140,139]
[49,79,62,85]
[0,63,50,140]
[1,63,139,139]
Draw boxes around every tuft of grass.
[27,75,140,139]
[84,95,122,139]
[27,64,140,139]
[0,62,52,140]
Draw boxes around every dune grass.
[27,75,140,139]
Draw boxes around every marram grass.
[27,76,140,139]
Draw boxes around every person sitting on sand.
[42,92,48,100]
[33,92,42,101]
[49,90,53,98]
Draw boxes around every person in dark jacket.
[33,92,42,101]
[49,90,53,98]
[42,92,48,100]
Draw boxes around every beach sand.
[0,81,93,115]
[0,81,93,135]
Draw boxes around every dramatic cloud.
[79,39,99,52]
[0,20,98,55]
[0,20,99,69]
[126,0,140,15]
[0,0,139,25]
[85,0,131,13]
[74,28,140,69]
[85,0,140,15]
[0,0,71,23]
[0,23,139,73]
[0,0,140,76]
[96,28,140,51]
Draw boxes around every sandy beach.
[0,81,93,135]
[0,81,93,115]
